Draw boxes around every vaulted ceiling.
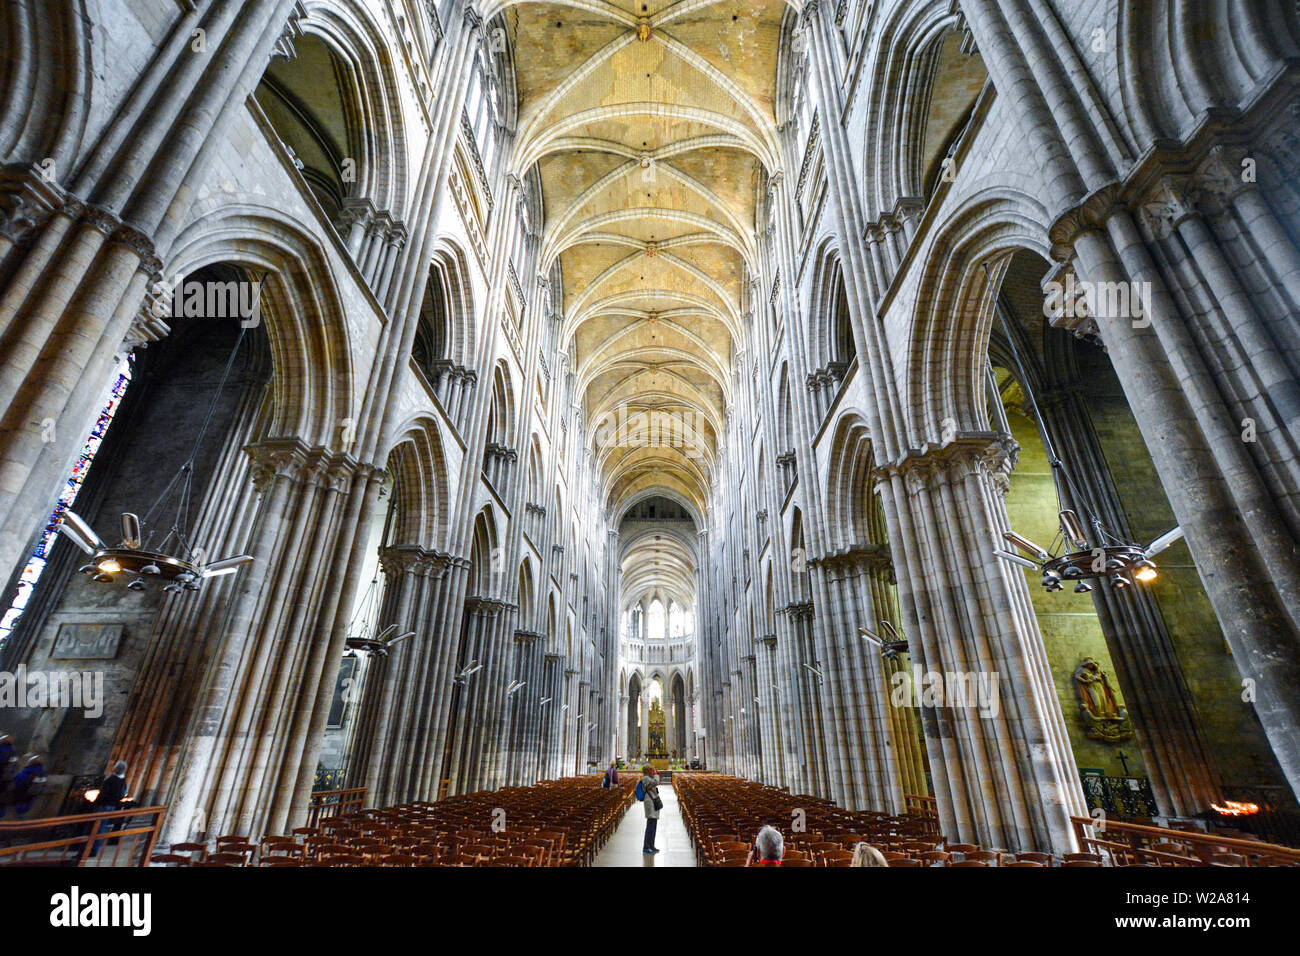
[504,0,786,535]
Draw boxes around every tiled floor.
[593,784,698,867]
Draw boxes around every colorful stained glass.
[0,355,133,647]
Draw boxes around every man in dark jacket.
[95,761,129,810]
[88,760,129,856]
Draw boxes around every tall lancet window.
[0,355,134,646]
[647,598,666,641]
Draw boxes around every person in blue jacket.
[5,755,45,819]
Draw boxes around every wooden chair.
[950,860,989,867]
[811,841,842,860]
[170,842,208,863]
[461,843,495,864]
[219,841,258,863]
[1063,852,1104,864]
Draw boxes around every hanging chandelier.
[858,621,909,659]
[342,577,414,657]
[62,324,255,593]
[983,264,1182,592]
[345,622,415,657]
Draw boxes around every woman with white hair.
[850,842,889,867]
[747,825,784,866]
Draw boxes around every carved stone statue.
[1074,658,1133,743]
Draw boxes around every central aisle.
[593,783,698,867]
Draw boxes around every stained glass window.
[0,355,133,648]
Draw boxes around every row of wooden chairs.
[150,776,638,867]
[674,774,1116,867]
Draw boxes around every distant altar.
[648,697,667,758]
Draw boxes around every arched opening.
[0,263,272,790]
[830,270,855,370]
[915,28,988,202]
[411,267,450,380]
[256,36,357,223]
[986,248,1290,818]
[647,598,665,642]
[670,672,686,762]
[646,676,665,759]
[627,672,642,759]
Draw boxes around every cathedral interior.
[1,0,1300,876]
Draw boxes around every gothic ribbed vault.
[506,1,784,520]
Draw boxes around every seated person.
[850,843,889,867]
[747,825,784,866]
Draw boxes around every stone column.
[639,689,649,759]
[755,635,782,785]
[445,596,506,795]
[158,438,377,843]
[877,435,1088,853]
[1059,208,1300,798]
[348,544,453,807]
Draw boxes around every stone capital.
[464,595,510,616]
[1046,182,1123,262]
[1139,177,1196,240]
[1193,146,1253,211]
[877,432,1019,496]
[809,543,893,578]
[379,544,451,579]
[0,163,65,243]
[784,601,815,622]
[245,437,312,491]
